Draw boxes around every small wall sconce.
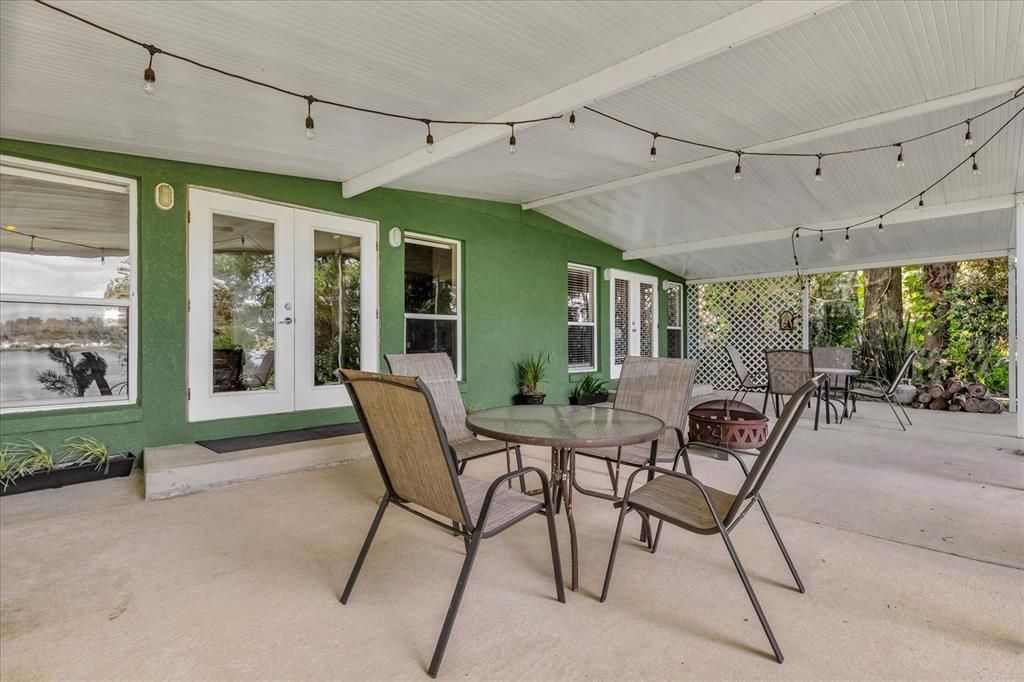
[603,268,612,281]
[388,227,403,248]
[154,182,174,210]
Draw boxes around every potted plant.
[569,374,609,406]
[0,436,135,496]
[514,352,549,405]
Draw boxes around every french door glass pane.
[0,301,128,406]
[667,329,682,359]
[613,279,629,365]
[406,318,457,368]
[640,282,654,357]
[312,230,361,386]
[211,215,275,393]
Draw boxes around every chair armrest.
[683,442,753,474]
[476,467,550,535]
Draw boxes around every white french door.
[608,269,659,379]
[187,189,377,422]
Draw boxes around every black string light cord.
[33,0,563,135]
[2,225,109,256]
[789,104,1024,272]
[585,85,1023,162]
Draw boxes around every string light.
[971,154,980,175]
[425,121,434,154]
[794,229,799,239]
[30,236,36,253]
[819,231,824,242]
[814,154,823,182]
[649,133,658,163]
[508,124,516,154]
[568,110,576,130]
[100,249,105,264]
[964,119,973,146]
[896,143,905,168]
[142,44,157,94]
[733,152,742,180]
[918,193,925,208]
[877,216,884,232]
[304,96,315,140]
[845,227,850,241]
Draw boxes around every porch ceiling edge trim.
[341,0,845,198]
[524,77,1024,210]
[686,249,1010,285]
[623,194,1017,260]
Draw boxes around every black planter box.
[569,393,609,406]
[513,393,546,405]
[1,454,136,496]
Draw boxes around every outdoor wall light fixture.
[154,182,174,210]
[603,269,612,281]
[388,227,403,248]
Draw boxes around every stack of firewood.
[912,378,1003,413]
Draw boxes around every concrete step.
[144,434,368,500]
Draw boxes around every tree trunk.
[862,267,904,349]
[919,262,960,382]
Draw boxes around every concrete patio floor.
[2,399,1022,680]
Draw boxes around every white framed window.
[665,281,683,359]
[404,234,462,379]
[568,263,597,372]
[0,156,137,413]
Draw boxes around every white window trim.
[403,233,463,380]
[568,262,598,373]
[0,155,138,414]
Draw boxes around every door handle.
[278,317,293,325]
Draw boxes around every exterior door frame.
[607,268,659,379]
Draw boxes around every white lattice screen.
[686,276,804,390]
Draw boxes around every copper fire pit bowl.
[688,399,769,450]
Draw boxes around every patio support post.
[1016,194,1024,438]
[1010,252,1017,414]
[801,276,810,350]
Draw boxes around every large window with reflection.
[404,234,461,378]
[0,159,136,412]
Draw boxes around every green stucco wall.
[0,139,683,458]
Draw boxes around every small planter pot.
[894,380,917,405]
[1,454,136,497]
[569,393,609,406]
[513,393,546,405]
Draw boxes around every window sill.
[569,367,598,375]
[0,404,143,436]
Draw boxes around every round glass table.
[467,405,665,591]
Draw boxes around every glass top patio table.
[467,405,664,593]
[466,405,664,449]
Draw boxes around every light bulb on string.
[649,133,658,163]
[819,231,824,242]
[143,45,158,94]
[896,144,905,168]
[964,119,973,146]
[304,97,316,140]
[508,124,516,154]
[568,110,576,130]
[878,216,884,232]
[29,236,36,254]
[845,227,850,241]
[425,121,434,154]
[100,249,106,264]
[814,154,823,182]
[733,152,742,180]
[918,193,925,209]
[971,154,980,175]
[795,229,800,240]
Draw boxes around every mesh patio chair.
[764,349,814,418]
[600,375,824,664]
[726,345,769,412]
[339,369,564,678]
[849,351,917,431]
[385,353,524,490]
[575,356,698,500]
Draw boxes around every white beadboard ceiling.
[1,0,1021,280]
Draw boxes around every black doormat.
[197,422,362,454]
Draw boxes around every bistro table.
[466,405,664,592]
[814,367,861,429]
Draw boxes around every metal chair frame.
[849,351,917,431]
[601,375,823,664]
[339,371,565,678]
[726,345,769,412]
